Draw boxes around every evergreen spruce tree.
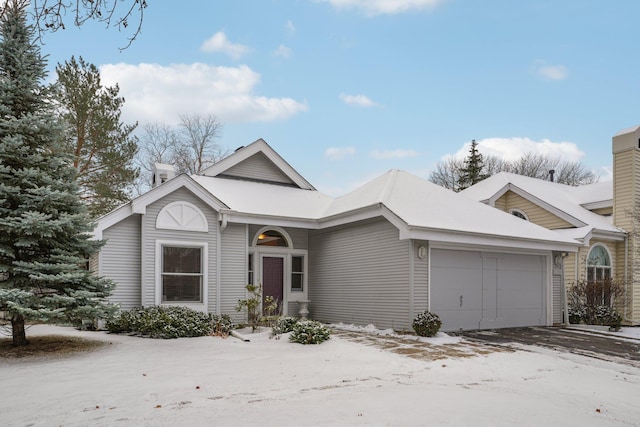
[0,0,115,346]
[457,140,488,191]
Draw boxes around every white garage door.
[430,249,547,331]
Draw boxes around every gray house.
[93,139,580,331]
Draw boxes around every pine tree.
[457,140,488,191]
[0,0,115,346]
[55,56,139,218]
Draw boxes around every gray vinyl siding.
[220,223,248,323]
[309,218,412,330]
[288,301,300,317]
[102,215,142,310]
[248,225,308,249]
[412,240,429,319]
[141,188,218,310]
[220,152,295,186]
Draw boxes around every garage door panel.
[431,249,547,331]
[431,249,482,269]
[436,309,482,331]
[431,267,483,312]
[496,253,543,271]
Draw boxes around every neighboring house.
[461,126,640,326]
[93,139,580,332]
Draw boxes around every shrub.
[210,313,233,337]
[568,305,585,325]
[412,310,442,337]
[568,279,625,329]
[106,306,214,339]
[289,320,330,344]
[594,305,623,331]
[271,316,298,338]
[105,308,139,333]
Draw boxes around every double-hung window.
[291,255,304,292]
[161,246,203,302]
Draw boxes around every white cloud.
[99,62,308,125]
[325,146,356,160]
[274,44,293,59]
[286,20,296,34]
[447,137,585,163]
[339,93,379,107]
[200,31,249,59]
[535,61,568,81]
[370,149,420,160]
[319,0,446,16]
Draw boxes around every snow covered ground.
[2,325,640,426]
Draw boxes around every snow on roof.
[568,180,612,205]
[326,170,580,246]
[192,170,579,247]
[191,175,332,220]
[460,172,620,234]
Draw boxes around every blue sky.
[40,0,640,195]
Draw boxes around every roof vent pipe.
[549,169,555,182]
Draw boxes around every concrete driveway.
[458,327,640,368]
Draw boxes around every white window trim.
[251,226,292,248]
[156,201,208,232]
[585,243,613,280]
[155,239,208,312]
[290,254,305,293]
[509,208,529,221]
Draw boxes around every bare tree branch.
[430,150,599,191]
[1,0,148,50]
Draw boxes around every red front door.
[262,256,284,315]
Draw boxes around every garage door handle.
[459,295,463,307]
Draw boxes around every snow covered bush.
[105,308,139,333]
[271,316,298,339]
[568,305,585,325]
[210,313,233,337]
[106,306,214,338]
[412,310,442,337]
[595,305,623,331]
[289,320,330,344]
[567,279,625,329]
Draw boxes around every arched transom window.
[256,229,289,247]
[587,244,611,283]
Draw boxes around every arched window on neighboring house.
[509,208,529,221]
[586,244,612,283]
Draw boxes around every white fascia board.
[487,184,511,207]
[222,204,400,233]
[591,229,627,242]
[406,227,580,253]
[94,175,227,239]
[131,175,227,215]
[92,204,134,240]
[581,199,613,210]
[200,139,315,190]
[318,204,386,229]
[222,211,320,229]
[505,184,587,228]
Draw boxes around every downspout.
[561,252,568,325]
[624,233,631,323]
[219,212,228,232]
